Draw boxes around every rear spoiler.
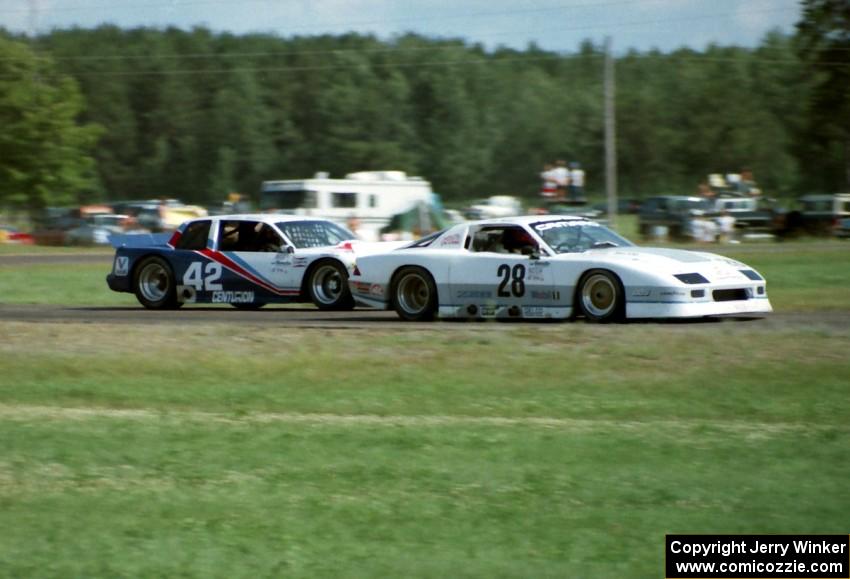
[109,232,173,249]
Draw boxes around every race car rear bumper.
[106,273,131,293]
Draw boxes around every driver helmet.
[503,228,536,251]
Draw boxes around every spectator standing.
[540,164,558,200]
[568,162,585,201]
[552,160,570,201]
[716,210,736,243]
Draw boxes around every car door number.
[497,264,525,298]
[183,261,223,291]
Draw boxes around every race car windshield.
[275,220,356,248]
[531,220,634,254]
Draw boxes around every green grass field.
[1,238,849,577]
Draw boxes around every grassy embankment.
[0,321,848,577]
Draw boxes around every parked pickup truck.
[712,194,778,234]
[638,194,778,241]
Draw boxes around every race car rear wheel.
[577,270,624,323]
[307,260,355,311]
[391,266,437,321]
[133,256,180,310]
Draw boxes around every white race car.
[349,215,772,322]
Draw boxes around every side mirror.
[280,245,295,254]
[528,249,541,261]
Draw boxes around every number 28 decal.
[183,261,223,291]
[497,264,525,297]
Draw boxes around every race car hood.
[552,246,755,279]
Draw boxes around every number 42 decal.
[497,264,525,298]
[183,261,223,291]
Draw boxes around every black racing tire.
[390,266,438,322]
[307,259,355,311]
[132,256,181,310]
[231,302,267,310]
[576,269,625,323]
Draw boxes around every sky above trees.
[4,0,801,53]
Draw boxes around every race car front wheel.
[133,256,180,310]
[307,260,355,311]
[391,266,437,321]
[577,270,624,323]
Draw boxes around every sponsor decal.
[211,290,255,304]
[114,256,129,276]
[530,290,552,300]
[527,270,546,282]
[440,233,462,247]
[660,290,686,297]
[480,305,497,316]
[369,283,384,297]
[522,306,548,318]
[351,281,372,295]
[631,288,651,297]
[292,257,309,268]
[457,290,493,299]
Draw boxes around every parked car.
[65,214,146,246]
[31,208,84,246]
[775,194,850,238]
[711,194,778,235]
[0,225,35,245]
[463,196,523,220]
[106,214,404,310]
[637,196,714,241]
[349,215,772,322]
[837,216,850,239]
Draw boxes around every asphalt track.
[1,304,848,331]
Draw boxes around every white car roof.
[194,214,337,224]
[469,214,592,226]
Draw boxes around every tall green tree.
[797,0,850,190]
[0,36,101,217]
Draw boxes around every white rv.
[260,171,434,241]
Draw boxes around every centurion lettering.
[211,291,254,304]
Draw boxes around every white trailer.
[260,171,434,241]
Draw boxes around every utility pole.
[28,0,40,40]
[604,36,617,231]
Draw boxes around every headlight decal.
[674,273,709,284]
[739,269,763,281]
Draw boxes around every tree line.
[1,1,848,216]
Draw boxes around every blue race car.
[107,214,398,310]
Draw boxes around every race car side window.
[219,220,284,252]
[470,226,539,255]
[176,220,211,250]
